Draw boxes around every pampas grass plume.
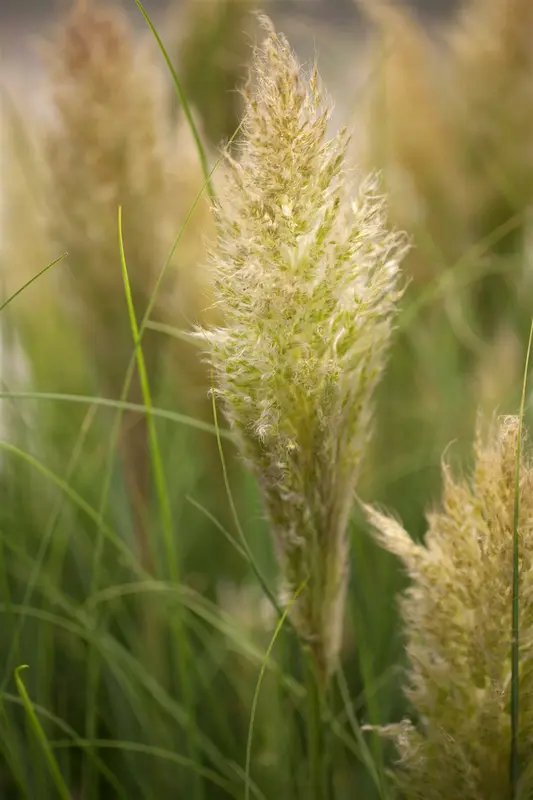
[200,16,407,680]
[366,416,533,799]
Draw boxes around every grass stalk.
[209,381,281,616]
[15,666,72,800]
[0,696,30,799]
[0,254,67,315]
[336,667,385,798]
[133,0,216,206]
[0,391,231,440]
[303,649,329,800]
[244,581,306,800]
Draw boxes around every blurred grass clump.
[0,0,533,797]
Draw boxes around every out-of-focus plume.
[357,0,468,283]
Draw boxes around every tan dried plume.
[366,416,533,798]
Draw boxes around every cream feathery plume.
[200,16,407,680]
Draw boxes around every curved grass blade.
[210,380,282,618]
[133,0,215,206]
[146,319,204,347]
[3,693,127,798]
[52,739,236,796]
[118,206,204,800]
[79,116,240,800]
[15,666,72,800]
[185,494,248,559]
[244,581,307,800]
[78,122,234,793]
[0,390,232,440]
[0,253,67,314]
[336,667,386,798]
[88,116,242,585]
[0,441,143,576]
[118,206,176,576]
[104,115,243,485]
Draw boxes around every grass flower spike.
[366,416,533,799]
[201,17,406,680]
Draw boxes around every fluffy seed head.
[366,416,533,799]
[201,17,407,679]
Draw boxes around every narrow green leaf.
[133,0,216,205]
[15,666,72,800]
[118,206,204,800]
[0,390,232,439]
[0,253,67,314]
[244,581,307,800]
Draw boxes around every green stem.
[304,650,329,800]
[280,630,304,796]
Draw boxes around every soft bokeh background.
[0,1,531,798]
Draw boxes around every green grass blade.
[118,206,204,800]
[78,128,233,793]
[117,206,176,578]
[0,441,143,577]
[335,667,386,798]
[0,390,232,440]
[511,317,533,794]
[2,693,127,798]
[133,0,216,206]
[244,581,307,800]
[106,117,242,484]
[146,319,204,347]
[0,695,31,799]
[185,494,248,559]
[0,253,67,314]
[53,739,236,796]
[15,666,72,800]
[210,382,282,616]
